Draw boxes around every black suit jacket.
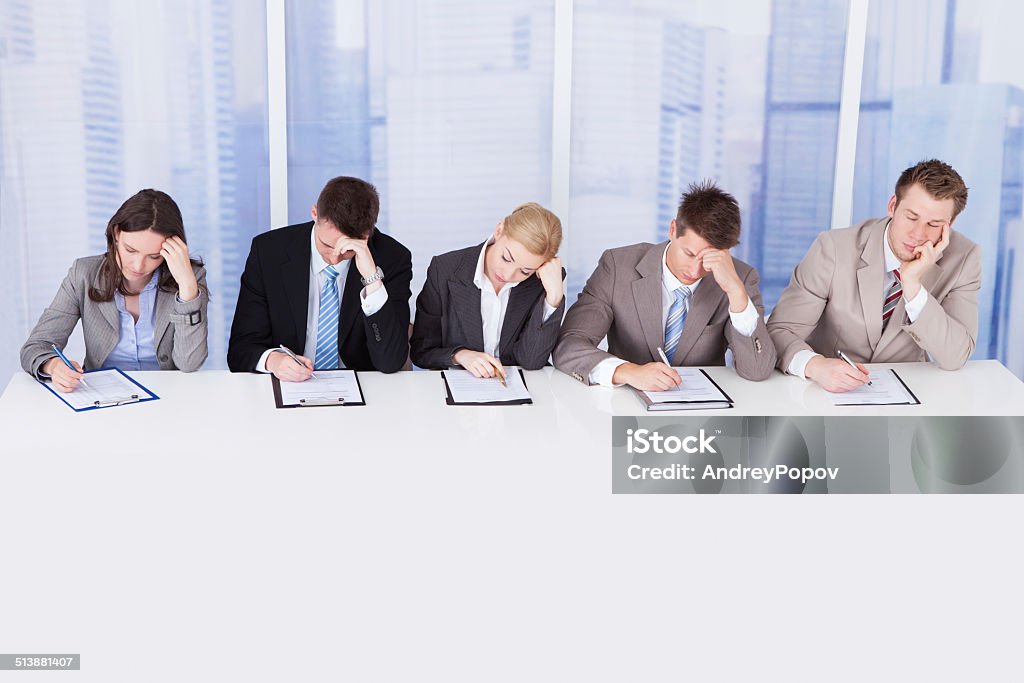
[410,243,565,370]
[227,222,412,373]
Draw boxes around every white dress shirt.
[590,245,759,387]
[256,229,389,372]
[788,219,928,379]
[472,240,557,359]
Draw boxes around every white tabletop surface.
[1,361,1021,680]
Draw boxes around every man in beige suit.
[554,181,776,391]
[768,159,981,392]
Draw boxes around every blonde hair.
[501,202,562,260]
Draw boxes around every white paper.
[828,369,918,406]
[444,367,531,403]
[57,369,150,410]
[642,368,730,404]
[278,369,363,406]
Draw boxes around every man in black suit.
[228,176,412,379]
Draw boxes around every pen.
[277,344,318,380]
[657,346,683,387]
[493,362,507,388]
[838,349,872,386]
[50,344,88,388]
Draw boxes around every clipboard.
[829,369,921,406]
[271,371,366,408]
[441,368,533,406]
[37,367,160,412]
[632,369,734,411]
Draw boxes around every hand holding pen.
[44,344,88,393]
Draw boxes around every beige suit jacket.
[553,241,776,385]
[767,217,981,372]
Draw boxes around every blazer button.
[159,354,169,362]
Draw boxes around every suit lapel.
[499,276,543,354]
[671,274,724,365]
[857,222,886,351]
[448,279,485,352]
[281,225,313,349]
[97,298,120,336]
[632,242,668,363]
[337,261,363,347]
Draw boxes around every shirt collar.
[474,239,519,293]
[661,243,701,295]
[882,218,901,273]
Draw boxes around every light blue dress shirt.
[106,275,160,370]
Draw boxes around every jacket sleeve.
[724,266,777,381]
[362,243,413,373]
[766,231,835,372]
[507,273,565,370]
[901,243,981,370]
[21,260,85,379]
[552,251,619,385]
[410,256,462,369]
[169,265,210,372]
[227,237,274,372]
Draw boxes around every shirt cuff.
[788,349,820,380]
[360,282,388,316]
[256,348,280,373]
[590,357,628,388]
[904,287,928,323]
[728,297,759,337]
[542,300,558,322]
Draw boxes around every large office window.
[853,0,1024,375]
[285,0,556,299]
[567,0,850,308]
[0,0,270,377]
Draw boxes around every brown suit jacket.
[767,217,981,372]
[553,241,776,385]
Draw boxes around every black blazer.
[410,243,565,370]
[227,222,412,373]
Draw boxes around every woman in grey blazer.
[21,189,208,391]
[410,202,565,378]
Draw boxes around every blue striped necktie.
[664,286,691,362]
[315,264,341,370]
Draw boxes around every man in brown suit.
[768,159,981,392]
[553,181,776,391]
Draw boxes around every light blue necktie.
[663,286,691,362]
[314,264,341,370]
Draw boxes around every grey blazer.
[410,243,565,370]
[553,241,776,384]
[20,255,209,378]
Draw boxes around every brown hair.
[316,176,379,239]
[89,189,201,302]
[675,180,741,249]
[894,159,968,218]
[502,202,562,260]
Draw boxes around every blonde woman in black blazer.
[411,202,565,378]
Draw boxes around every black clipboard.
[441,368,533,406]
[271,372,366,408]
[632,368,735,410]
[831,369,921,406]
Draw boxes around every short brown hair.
[894,159,968,219]
[316,176,379,239]
[675,180,741,249]
[502,202,562,260]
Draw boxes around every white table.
[1,362,1021,681]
